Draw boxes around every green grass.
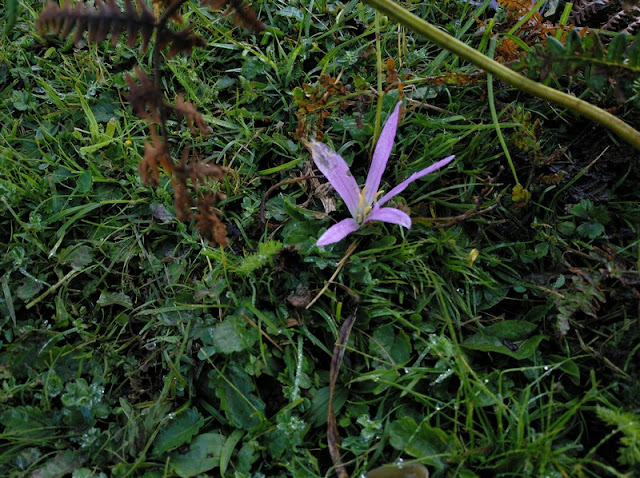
[1,0,640,477]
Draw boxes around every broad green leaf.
[483,320,538,340]
[307,386,349,427]
[72,469,107,478]
[557,221,575,235]
[548,356,580,379]
[152,407,204,457]
[76,170,93,193]
[366,463,429,478]
[522,304,553,323]
[97,291,133,308]
[202,314,258,355]
[3,0,18,34]
[576,222,604,239]
[30,451,78,478]
[169,433,225,478]
[212,365,265,430]
[389,417,454,470]
[519,242,548,263]
[277,6,304,21]
[0,406,51,440]
[627,38,640,67]
[16,277,44,301]
[241,57,266,80]
[571,199,593,219]
[546,36,566,57]
[220,430,244,475]
[565,29,582,55]
[58,244,93,269]
[462,333,546,360]
[426,334,457,359]
[369,325,412,365]
[607,33,629,63]
[237,440,260,474]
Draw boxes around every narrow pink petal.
[378,155,455,207]
[365,207,411,228]
[309,141,361,217]
[364,102,402,205]
[317,218,360,246]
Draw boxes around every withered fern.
[38,0,157,51]
[36,0,265,246]
[205,0,265,32]
[602,6,640,35]
[569,0,640,35]
[568,0,616,26]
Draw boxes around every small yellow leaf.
[468,248,479,267]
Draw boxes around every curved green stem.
[362,0,640,150]
[486,35,519,184]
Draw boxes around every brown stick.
[328,310,357,478]
[240,313,284,353]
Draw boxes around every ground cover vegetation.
[1,0,640,476]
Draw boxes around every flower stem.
[373,11,384,155]
[486,33,519,184]
[361,0,640,150]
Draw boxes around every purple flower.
[309,102,455,246]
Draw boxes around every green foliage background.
[1,0,640,476]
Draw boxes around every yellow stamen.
[354,187,385,223]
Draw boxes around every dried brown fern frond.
[126,69,213,136]
[203,0,265,32]
[37,0,156,51]
[139,127,173,186]
[38,0,205,57]
[624,16,640,34]
[152,0,184,23]
[125,66,165,124]
[174,147,227,188]
[174,93,211,135]
[172,182,194,222]
[171,147,228,246]
[157,24,206,57]
[194,194,228,246]
[602,6,640,33]
[569,0,616,25]
[498,0,564,44]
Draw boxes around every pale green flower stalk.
[362,0,640,151]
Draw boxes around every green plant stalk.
[361,0,640,150]
[373,10,384,154]
[556,2,574,40]
[506,0,545,37]
[485,24,520,184]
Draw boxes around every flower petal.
[378,155,455,207]
[364,102,402,205]
[309,140,361,217]
[317,218,360,246]
[365,207,411,228]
